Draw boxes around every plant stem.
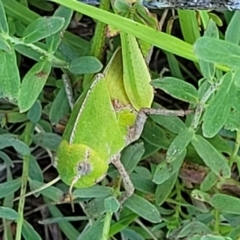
[15,122,33,240]
[230,130,240,167]
[101,211,113,240]
[191,82,219,129]
[15,155,30,240]
[2,34,69,68]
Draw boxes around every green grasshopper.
[55,0,191,207]
[56,48,192,205]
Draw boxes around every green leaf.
[0,207,19,220]
[0,134,30,155]
[22,16,65,44]
[15,20,25,36]
[142,120,168,148]
[28,155,43,182]
[191,135,230,178]
[49,85,70,125]
[194,37,240,69]
[29,179,64,202]
[131,172,155,194]
[199,20,217,82]
[0,35,11,52]
[33,132,61,151]
[225,110,240,132]
[166,53,183,79]
[233,68,240,88]
[210,193,240,214]
[114,0,130,13]
[27,100,42,123]
[18,60,51,112]
[122,229,145,240]
[208,134,232,155]
[121,142,145,173]
[0,45,20,101]
[177,221,212,238]
[69,56,103,74]
[178,10,200,44]
[104,196,120,212]
[8,18,16,35]
[46,199,79,239]
[46,6,73,53]
[14,42,62,67]
[0,0,9,33]
[202,72,234,138]
[150,103,186,134]
[155,171,178,206]
[199,59,215,83]
[201,234,231,240]
[191,189,211,202]
[3,112,27,124]
[80,219,104,240]
[22,220,42,240]
[204,19,219,39]
[58,41,81,62]
[84,197,105,217]
[0,151,14,167]
[73,185,113,199]
[200,171,218,192]
[190,235,202,240]
[151,77,199,104]
[0,178,21,198]
[110,214,137,237]
[166,127,195,162]
[28,0,54,11]
[131,166,154,194]
[225,11,240,45]
[15,44,43,61]
[125,194,161,223]
[227,226,240,239]
[153,150,185,184]
[225,87,240,131]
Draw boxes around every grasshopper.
[56,48,192,205]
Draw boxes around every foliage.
[0,0,240,239]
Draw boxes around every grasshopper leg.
[126,110,148,145]
[141,108,194,117]
[126,107,193,145]
[111,153,134,204]
[111,107,193,204]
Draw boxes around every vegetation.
[0,0,240,239]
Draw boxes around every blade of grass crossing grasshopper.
[133,3,158,63]
[83,0,110,88]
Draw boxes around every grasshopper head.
[56,140,108,188]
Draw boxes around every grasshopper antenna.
[14,176,61,202]
[69,176,79,212]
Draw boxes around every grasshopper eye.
[75,161,92,176]
[75,148,92,177]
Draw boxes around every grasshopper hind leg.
[126,109,148,145]
[110,153,134,204]
[111,107,193,205]
[127,107,193,145]
[113,110,148,204]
